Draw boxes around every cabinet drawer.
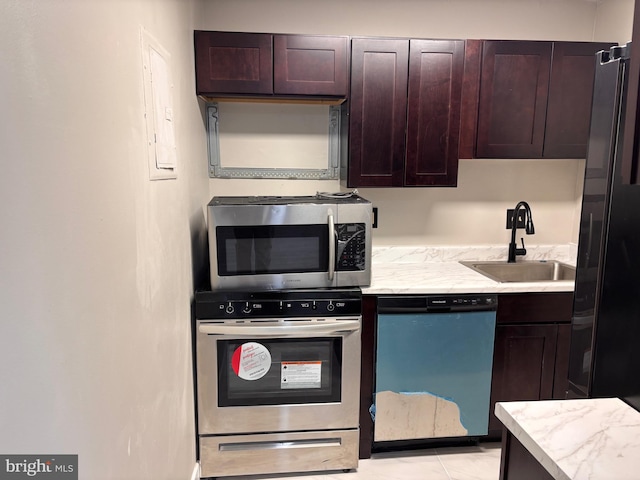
[496,292,573,324]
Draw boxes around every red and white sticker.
[231,342,271,381]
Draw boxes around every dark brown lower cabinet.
[553,324,572,399]
[488,292,574,438]
[499,429,554,480]
[489,324,558,434]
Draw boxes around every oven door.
[196,317,361,435]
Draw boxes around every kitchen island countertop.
[496,398,640,480]
[363,245,575,295]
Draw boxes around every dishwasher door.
[374,297,496,442]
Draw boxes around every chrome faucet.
[508,201,535,263]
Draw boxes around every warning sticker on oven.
[231,342,271,381]
[280,361,322,389]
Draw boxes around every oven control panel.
[195,288,362,319]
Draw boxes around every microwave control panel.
[336,223,366,271]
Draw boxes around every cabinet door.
[348,38,409,187]
[544,42,616,158]
[405,39,464,186]
[476,41,552,158]
[459,40,483,159]
[274,35,348,96]
[488,324,558,433]
[194,31,273,95]
[554,324,572,399]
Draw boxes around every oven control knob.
[242,302,252,314]
[327,301,335,312]
[225,302,235,315]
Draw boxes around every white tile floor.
[223,443,502,480]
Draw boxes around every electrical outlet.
[506,209,526,229]
[372,207,378,228]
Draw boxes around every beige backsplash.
[360,158,586,247]
[373,244,577,265]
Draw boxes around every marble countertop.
[496,398,640,480]
[362,245,576,295]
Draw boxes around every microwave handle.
[328,212,336,281]
[199,320,360,337]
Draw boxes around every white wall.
[0,1,209,479]
[595,0,635,44]
[200,0,633,247]
[199,0,599,40]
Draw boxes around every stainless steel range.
[194,288,362,478]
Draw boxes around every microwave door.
[211,211,336,290]
[207,199,371,290]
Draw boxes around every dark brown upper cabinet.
[406,40,464,186]
[195,31,273,95]
[475,40,615,159]
[273,35,348,96]
[619,0,640,184]
[476,41,552,158]
[347,38,408,187]
[347,37,464,187]
[545,42,617,158]
[194,31,348,100]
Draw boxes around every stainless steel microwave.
[207,194,372,290]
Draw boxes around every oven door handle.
[198,320,361,337]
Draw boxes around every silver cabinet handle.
[328,211,336,282]
[199,320,360,337]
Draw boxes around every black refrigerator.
[568,42,640,410]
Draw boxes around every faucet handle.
[516,237,527,257]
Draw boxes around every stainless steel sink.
[460,260,576,283]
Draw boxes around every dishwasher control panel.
[377,294,498,313]
[427,296,496,308]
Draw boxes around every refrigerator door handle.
[585,212,594,268]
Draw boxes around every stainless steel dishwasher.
[373,294,497,443]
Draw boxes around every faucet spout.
[508,201,535,263]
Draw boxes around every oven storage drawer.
[199,429,359,477]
